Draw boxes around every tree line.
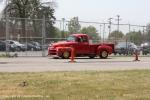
[0,0,150,45]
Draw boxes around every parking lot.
[0,56,150,72]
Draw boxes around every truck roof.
[71,33,88,37]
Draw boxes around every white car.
[5,40,26,51]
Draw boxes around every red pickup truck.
[48,34,114,59]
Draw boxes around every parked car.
[26,43,41,51]
[30,41,41,50]
[5,40,26,51]
[141,42,150,55]
[0,40,16,52]
[0,41,6,51]
[114,42,138,55]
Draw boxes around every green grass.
[0,70,150,100]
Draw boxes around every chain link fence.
[0,17,148,57]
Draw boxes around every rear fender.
[97,45,113,55]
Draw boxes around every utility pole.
[103,23,106,43]
[99,24,102,42]
[6,0,9,55]
[128,24,131,33]
[42,16,46,57]
[108,18,113,37]
[142,26,145,42]
[116,15,121,32]
[62,18,65,38]
[142,26,145,34]
[115,15,121,44]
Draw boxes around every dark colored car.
[141,43,150,55]
[26,43,41,51]
[0,41,6,51]
[0,41,16,52]
[30,41,41,50]
[114,42,138,55]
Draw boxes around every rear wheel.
[100,50,108,59]
[62,51,70,59]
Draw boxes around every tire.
[31,48,34,51]
[16,47,21,51]
[100,50,108,59]
[143,52,147,55]
[62,51,70,59]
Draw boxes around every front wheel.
[62,51,70,59]
[99,50,108,59]
[16,47,21,51]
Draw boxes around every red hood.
[51,41,76,48]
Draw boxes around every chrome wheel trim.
[101,51,108,58]
[63,51,70,58]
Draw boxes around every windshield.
[67,36,76,42]
[14,41,20,45]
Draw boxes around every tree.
[125,31,143,45]
[47,27,61,38]
[36,2,56,38]
[0,19,5,37]
[68,17,81,34]
[3,0,56,38]
[80,26,100,41]
[108,30,124,40]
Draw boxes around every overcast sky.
[0,0,150,25]
[0,0,4,11]
[55,0,150,25]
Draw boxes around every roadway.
[0,56,150,72]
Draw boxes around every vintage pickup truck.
[48,33,114,59]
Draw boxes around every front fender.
[56,47,72,56]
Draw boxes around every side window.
[10,41,14,44]
[76,37,82,42]
[76,36,88,43]
[82,36,88,42]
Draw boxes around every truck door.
[75,36,90,54]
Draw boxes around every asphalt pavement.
[0,56,150,72]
